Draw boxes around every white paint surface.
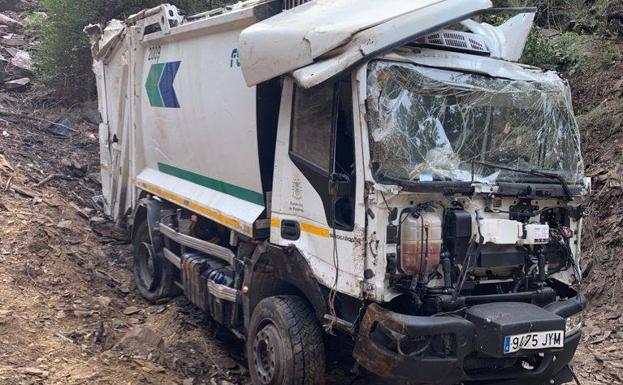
[240,0,492,87]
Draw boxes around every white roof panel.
[239,0,493,86]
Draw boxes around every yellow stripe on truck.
[136,180,247,236]
[271,217,330,239]
[301,222,330,238]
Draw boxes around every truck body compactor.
[88,1,590,384]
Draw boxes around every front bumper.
[352,295,586,385]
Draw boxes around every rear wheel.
[132,219,178,302]
[247,296,325,385]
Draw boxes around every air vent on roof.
[415,30,490,55]
[283,0,310,10]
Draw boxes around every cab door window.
[291,84,334,173]
[290,80,356,231]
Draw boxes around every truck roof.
[239,0,493,87]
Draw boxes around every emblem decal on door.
[292,174,303,201]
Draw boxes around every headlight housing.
[565,313,583,336]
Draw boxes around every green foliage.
[492,0,592,30]
[31,0,231,100]
[494,0,623,35]
[522,30,621,75]
[489,0,622,75]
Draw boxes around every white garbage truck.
[88,1,590,384]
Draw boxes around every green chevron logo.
[146,61,181,108]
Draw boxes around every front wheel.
[247,296,325,385]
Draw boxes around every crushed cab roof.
[239,0,493,87]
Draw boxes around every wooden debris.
[36,173,74,188]
[0,33,26,47]
[11,184,37,198]
[0,13,24,31]
[0,154,13,173]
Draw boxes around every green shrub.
[30,0,232,100]
[522,30,621,75]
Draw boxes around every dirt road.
[0,111,621,385]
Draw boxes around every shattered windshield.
[366,61,585,184]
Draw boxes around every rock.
[183,378,194,385]
[3,77,29,90]
[57,220,72,230]
[46,115,74,137]
[123,306,140,316]
[95,296,112,307]
[60,157,88,176]
[9,49,31,73]
[111,318,126,329]
[0,13,23,31]
[89,216,107,226]
[114,327,165,356]
[20,367,49,378]
[72,310,91,318]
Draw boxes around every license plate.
[503,331,564,354]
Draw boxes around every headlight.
[565,313,583,336]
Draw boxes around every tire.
[132,219,179,302]
[247,296,325,385]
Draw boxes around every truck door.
[94,56,132,225]
[270,77,366,298]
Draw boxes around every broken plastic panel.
[366,61,585,184]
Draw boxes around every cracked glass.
[366,61,585,184]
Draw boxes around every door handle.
[281,220,300,241]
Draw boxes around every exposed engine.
[387,197,583,315]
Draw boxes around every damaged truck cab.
[89,1,589,384]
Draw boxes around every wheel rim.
[253,323,282,385]
[136,242,157,290]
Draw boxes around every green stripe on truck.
[157,163,265,206]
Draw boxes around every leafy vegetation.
[30,0,234,100]
[490,0,621,75]
[494,0,623,35]
[522,30,621,75]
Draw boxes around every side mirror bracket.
[329,172,352,199]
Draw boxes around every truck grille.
[415,30,491,55]
[283,0,310,10]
